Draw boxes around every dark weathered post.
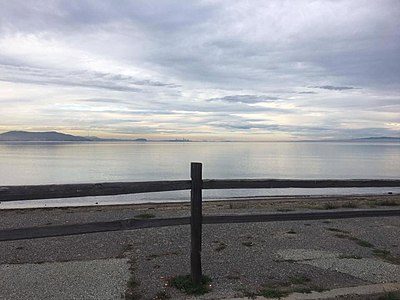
[190,162,203,284]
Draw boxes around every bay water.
[1,141,399,208]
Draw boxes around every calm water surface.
[1,142,399,208]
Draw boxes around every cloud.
[0,0,399,140]
[213,122,331,133]
[298,91,317,94]
[208,95,279,104]
[311,85,358,91]
[0,62,179,92]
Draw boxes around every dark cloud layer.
[312,85,358,91]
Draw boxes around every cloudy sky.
[0,0,399,141]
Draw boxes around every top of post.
[191,162,202,179]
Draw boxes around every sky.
[0,0,399,141]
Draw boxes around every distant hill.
[0,131,90,141]
[352,137,400,142]
[0,131,149,142]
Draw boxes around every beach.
[1,194,400,299]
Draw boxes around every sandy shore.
[1,194,399,229]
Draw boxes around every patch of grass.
[215,243,227,252]
[241,289,257,299]
[289,275,311,285]
[325,227,349,233]
[376,200,399,206]
[135,213,155,219]
[226,274,240,280]
[355,239,374,248]
[312,286,327,292]
[338,254,363,259]
[127,278,139,289]
[146,251,179,261]
[242,241,255,247]
[378,293,400,300]
[277,208,294,212]
[274,259,296,263]
[373,249,391,257]
[332,233,374,248]
[294,287,313,294]
[287,229,297,234]
[124,278,141,300]
[154,291,170,300]
[341,202,359,208]
[323,203,338,210]
[373,249,400,264]
[259,288,290,298]
[334,233,349,239]
[169,275,212,295]
[124,257,142,300]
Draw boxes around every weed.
[169,274,212,295]
[124,278,141,300]
[274,259,296,263]
[373,249,400,264]
[127,278,139,289]
[341,202,359,208]
[325,227,349,233]
[154,291,170,300]
[378,293,400,300]
[323,203,338,210]
[277,208,294,212]
[312,286,327,292]
[242,241,255,247]
[334,233,349,239]
[215,243,227,252]
[338,254,363,259]
[355,239,374,248]
[333,233,374,248]
[146,251,179,261]
[135,213,155,219]
[241,290,257,299]
[373,249,391,257]
[294,287,313,294]
[226,274,240,280]
[260,288,289,298]
[377,200,399,206]
[289,275,311,285]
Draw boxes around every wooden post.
[190,162,203,285]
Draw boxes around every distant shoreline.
[0,130,399,143]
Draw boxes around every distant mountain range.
[0,131,190,142]
[0,131,91,141]
[0,131,148,142]
[0,130,398,142]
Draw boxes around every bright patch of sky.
[0,0,399,140]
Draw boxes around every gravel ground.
[0,259,130,300]
[125,217,400,299]
[0,195,399,299]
